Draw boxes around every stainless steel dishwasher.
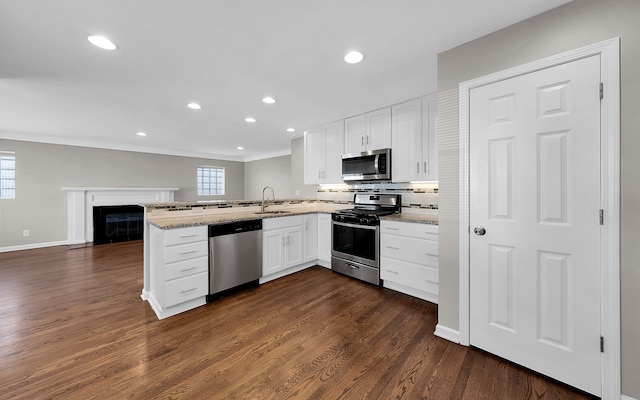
[207,219,262,301]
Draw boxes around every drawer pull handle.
[180,266,198,272]
[386,270,399,274]
[386,227,399,231]
[425,280,436,284]
[386,246,400,250]
[425,253,437,257]
[179,234,199,239]
[180,250,199,256]
[180,287,198,294]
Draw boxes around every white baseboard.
[434,323,461,344]
[622,395,638,400]
[0,240,68,253]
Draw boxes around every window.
[197,165,224,196]
[0,151,15,199]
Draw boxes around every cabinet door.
[304,127,323,184]
[263,229,284,275]
[304,214,318,262]
[344,114,366,154]
[317,213,331,262]
[323,120,344,183]
[367,107,391,150]
[284,225,304,268]
[422,94,438,181]
[345,108,391,154]
[391,98,422,182]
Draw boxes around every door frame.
[458,38,620,398]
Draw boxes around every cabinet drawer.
[164,240,208,264]
[164,256,208,281]
[381,234,438,265]
[381,257,438,294]
[164,226,208,246]
[380,220,438,241]
[163,272,208,307]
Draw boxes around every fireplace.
[93,205,144,245]
[63,187,177,245]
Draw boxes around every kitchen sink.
[254,210,292,215]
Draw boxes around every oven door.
[331,219,379,268]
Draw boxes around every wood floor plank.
[0,241,596,399]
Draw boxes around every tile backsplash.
[316,182,438,211]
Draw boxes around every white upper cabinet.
[304,120,344,184]
[391,99,422,182]
[344,107,391,154]
[421,94,438,181]
[391,94,437,182]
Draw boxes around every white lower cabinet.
[380,220,439,303]
[317,213,331,267]
[303,214,318,262]
[262,215,309,281]
[148,225,209,319]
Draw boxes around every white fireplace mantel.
[62,187,178,244]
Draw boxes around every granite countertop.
[381,213,439,225]
[148,206,439,229]
[147,204,350,229]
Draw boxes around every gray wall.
[436,0,639,397]
[243,155,293,201]
[0,139,244,248]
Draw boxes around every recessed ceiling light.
[237,146,244,150]
[136,132,147,137]
[286,128,295,132]
[88,35,117,50]
[344,51,364,64]
[245,117,256,123]
[262,97,276,104]
[187,102,202,110]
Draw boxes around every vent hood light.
[136,132,147,137]
[262,97,276,104]
[237,146,244,150]
[187,102,202,110]
[88,35,117,50]
[286,128,295,132]
[245,117,256,123]
[344,51,364,64]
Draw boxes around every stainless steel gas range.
[331,193,401,286]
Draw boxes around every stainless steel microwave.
[341,148,391,182]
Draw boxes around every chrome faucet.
[261,186,275,212]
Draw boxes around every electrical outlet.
[295,190,300,197]
[23,229,30,237]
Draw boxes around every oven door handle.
[331,220,378,230]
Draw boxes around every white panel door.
[469,55,601,396]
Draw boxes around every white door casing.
[457,38,620,399]
[469,55,600,396]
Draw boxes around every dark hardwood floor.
[0,241,595,399]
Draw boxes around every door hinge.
[600,82,604,100]
[599,209,604,225]
[600,336,605,353]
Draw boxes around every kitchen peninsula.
[142,198,438,319]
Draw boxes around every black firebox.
[93,205,144,245]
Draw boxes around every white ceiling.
[0,0,572,161]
